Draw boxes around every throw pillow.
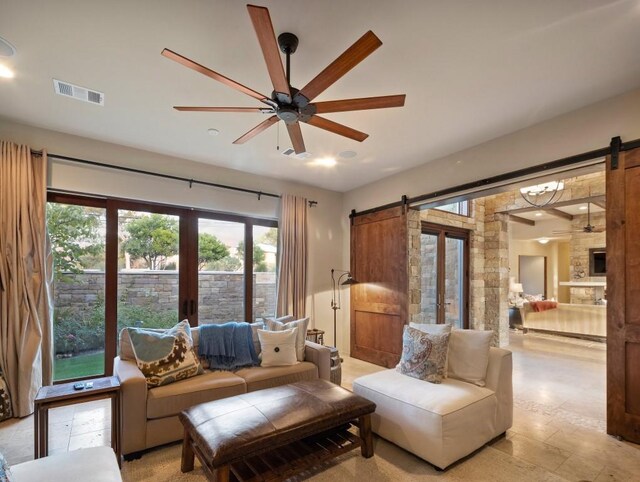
[265,317,309,362]
[262,315,294,325]
[127,320,204,388]
[396,326,450,384]
[258,328,298,367]
[447,329,493,386]
[250,321,265,355]
[0,452,12,482]
[0,372,12,422]
[409,322,452,335]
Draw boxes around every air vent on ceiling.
[53,79,104,106]
[281,148,312,159]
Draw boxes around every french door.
[421,222,469,328]
[47,193,277,381]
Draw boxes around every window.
[433,200,469,216]
[47,193,277,381]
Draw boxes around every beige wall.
[0,117,345,341]
[509,240,559,300]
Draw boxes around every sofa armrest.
[114,356,148,455]
[484,347,513,434]
[304,341,331,381]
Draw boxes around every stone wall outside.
[54,271,277,324]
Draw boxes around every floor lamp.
[331,269,357,348]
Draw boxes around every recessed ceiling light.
[0,63,14,79]
[207,128,220,136]
[310,157,337,167]
[338,150,357,159]
[0,36,16,57]
[579,206,588,210]
[535,212,543,217]
[538,238,550,245]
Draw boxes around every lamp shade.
[511,283,524,294]
[341,274,358,285]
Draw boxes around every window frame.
[47,191,278,381]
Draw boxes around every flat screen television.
[589,248,606,276]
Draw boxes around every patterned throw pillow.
[397,326,450,384]
[0,452,11,482]
[258,328,299,367]
[0,372,12,422]
[265,317,309,361]
[127,320,204,388]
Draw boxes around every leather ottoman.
[179,379,376,481]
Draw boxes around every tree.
[47,203,103,277]
[258,228,278,247]
[206,256,242,272]
[237,241,267,272]
[122,214,178,270]
[198,233,229,270]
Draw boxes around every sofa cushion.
[235,362,318,392]
[147,370,246,419]
[448,329,493,386]
[128,321,203,388]
[10,446,122,482]
[397,326,449,383]
[265,317,309,361]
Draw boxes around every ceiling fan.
[161,4,406,154]
[552,202,605,235]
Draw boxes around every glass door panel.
[420,232,439,324]
[117,210,180,331]
[444,236,465,328]
[48,202,107,381]
[197,218,245,324]
[253,226,278,321]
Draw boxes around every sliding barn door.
[350,206,407,368]
[607,144,640,443]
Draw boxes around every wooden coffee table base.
[182,415,373,482]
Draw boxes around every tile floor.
[1,331,639,481]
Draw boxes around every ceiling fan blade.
[297,31,382,103]
[313,94,406,114]
[286,122,306,154]
[162,48,270,104]
[247,5,292,101]
[173,106,270,112]
[304,115,368,142]
[233,116,279,144]
[551,230,575,235]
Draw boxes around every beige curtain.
[276,194,308,319]
[0,141,53,417]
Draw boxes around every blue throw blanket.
[198,322,259,370]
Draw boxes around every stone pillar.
[407,209,422,323]
[484,205,510,347]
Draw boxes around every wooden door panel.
[607,145,640,443]
[351,206,407,368]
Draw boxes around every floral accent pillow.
[0,452,11,482]
[0,372,12,422]
[397,326,450,384]
[127,320,204,388]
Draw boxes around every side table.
[306,328,325,345]
[34,376,122,466]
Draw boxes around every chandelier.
[519,181,564,208]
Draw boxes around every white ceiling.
[1,0,640,192]
[514,203,604,221]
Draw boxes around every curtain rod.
[349,135,638,219]
[39,151,318,207]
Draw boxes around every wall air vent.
[53,79,104,106]
[281,148,312,160]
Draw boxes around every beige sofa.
[114,326,331,456]
[520,302,606,338]
[353,347,512,469]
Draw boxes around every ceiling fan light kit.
[162,4,406,155]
